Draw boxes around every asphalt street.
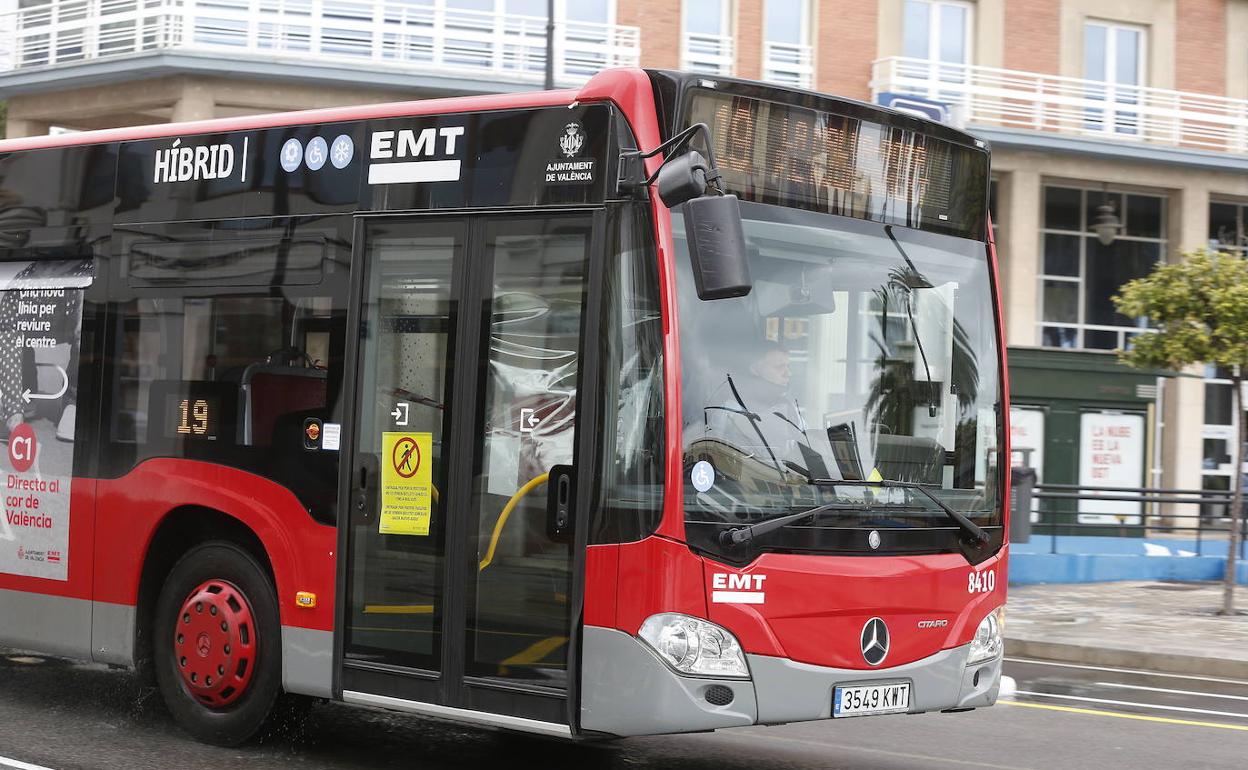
[1,651,1246,770]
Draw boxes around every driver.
[747,342,793,404]
[708,340,808,463]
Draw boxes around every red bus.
[0,68,1008,745]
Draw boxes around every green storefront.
[1008,347,1167,531]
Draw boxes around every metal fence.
[871,55,1248,154]
[1012,472,1248,559]
[0,0,641,87]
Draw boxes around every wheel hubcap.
[173,579,257,708]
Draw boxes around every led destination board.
[684,90,989,240]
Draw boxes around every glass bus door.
[339,212,597,728]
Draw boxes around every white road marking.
[1096,681,1248,702]
[1005,657,1248,686]
[0,755,57,770]
[710,730,1036,770]
[1016,690,1248,720]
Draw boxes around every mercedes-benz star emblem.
[868,530,881,550]
[860,617,890,666]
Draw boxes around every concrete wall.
[1228,0,1248,101]
[4,76,418,138]
[1010,552,1248,584]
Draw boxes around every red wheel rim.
[173,579,258,708]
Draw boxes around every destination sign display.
[684,89,989,240]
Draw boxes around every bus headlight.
[638,613,750,678]
[967,606,1004,664]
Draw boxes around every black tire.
[153,541,284,746]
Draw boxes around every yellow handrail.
[478,472,549,572]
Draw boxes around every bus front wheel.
[153,541,285,746]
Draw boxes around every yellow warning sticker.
[867,467,884,483]
[379,432,433,536]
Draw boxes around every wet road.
[1,650,1247,769]
[1008,656,1248,728]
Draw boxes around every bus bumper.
[748,644,1001,724]
[580,626,1000,737]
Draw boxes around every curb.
[1007,637,1248,680]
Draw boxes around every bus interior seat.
[873,434,945,485]
[240,362,327,447]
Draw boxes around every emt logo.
[711,572,766,604]
[367,125,465,185]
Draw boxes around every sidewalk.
[1005,580,1248,679]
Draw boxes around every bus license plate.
[833,682,911,717]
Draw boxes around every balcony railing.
[872,56,1248,155]
[0,0,640,87]
[682,32,732,77]
[763,41,812,90]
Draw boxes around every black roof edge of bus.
[643,69,991,154]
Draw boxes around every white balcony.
[872,56,1248,155]
[763,41,811,90]
[682,32,732,77]
[0,0,641,88]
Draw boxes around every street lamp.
[1091,187,1123,246]
[544,0,555,90]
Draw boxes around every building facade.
[3,0,1248,510]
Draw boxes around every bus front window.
[676,203,1002,562]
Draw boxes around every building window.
[763,0,812,88]
[903,0,971,64]
[902,0,973,102]
[1083,20,1146,136]
[1210,201,1248,255]
[683,0,733,75]
[1038,185,1165,350]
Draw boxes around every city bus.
[0,68,1008,746]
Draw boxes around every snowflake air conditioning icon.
[558,122,585,158]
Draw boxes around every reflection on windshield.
[677,204,1001,557]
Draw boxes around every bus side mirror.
[683,194,752,301]
[620,122,753,300]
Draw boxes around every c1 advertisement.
[0,259,92,582]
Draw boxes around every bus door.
[338,211,600,730]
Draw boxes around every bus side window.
[104,222,349,524]
[590,208,665,545]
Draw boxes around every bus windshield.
[676,202,1002,561]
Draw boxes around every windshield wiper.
[813,479,988,543]
[723,373,788,477]
[814,479,991,564]
[885,226,939,418]
[719,478,992,565]
[718,501,861,548]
